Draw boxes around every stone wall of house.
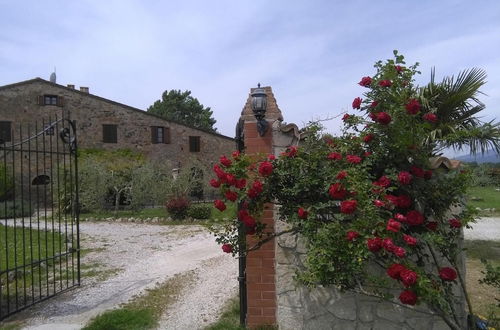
[0,79,234,173]
[271,124,467,330]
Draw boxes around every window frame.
[189,136,201,152]
[0,121,12,143]
[102,124,118,143]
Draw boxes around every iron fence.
[0,117,80,320]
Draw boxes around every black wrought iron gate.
[0,117,80,320]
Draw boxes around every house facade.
[0,78,235,171]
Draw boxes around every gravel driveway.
[464,217,500,241]
[8,221,237,330]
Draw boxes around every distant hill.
[455,149,500,163]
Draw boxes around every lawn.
[467,186,500,216]
[0,224,65,271]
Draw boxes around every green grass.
[0,224,65,271]
[83,271,194,330]
[467,186,500,216]
[82,308,155,330]
[80,208,168,220]
[80,202,238,225]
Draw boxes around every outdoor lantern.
[251,83,268,136]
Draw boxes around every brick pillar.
[241,86,283,328]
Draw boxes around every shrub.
[187,204,211,219]
[0,200,33,219]
[165,196,190,220]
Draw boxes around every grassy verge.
[80,202,237,225]
[467,186,500,216]
[464,240,499,326]
[0,224,65,271]
[82,271,194,330]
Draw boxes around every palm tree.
[419,68,500,155]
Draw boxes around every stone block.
[376,302,406,323]
[373,319,404,330]
[326,295,357,321]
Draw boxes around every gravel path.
[7,221,237,330]
[464,217,500,241]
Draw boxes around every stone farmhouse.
[0,77,235,173]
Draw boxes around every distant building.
[0,78,235,171]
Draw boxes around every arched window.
[32,175,50,185]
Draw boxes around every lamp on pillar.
[251,83,268,136]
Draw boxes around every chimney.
[80,87,89,93]
[67,84,75,89]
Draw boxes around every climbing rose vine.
[209,51,477,330]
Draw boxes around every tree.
[419,68,500,155]
[147,90,217,132]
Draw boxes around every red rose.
[346,155,362,164]
[238,209,256,227]
[346,231,359,241]
[423,113,438,123]
[336,171,348,180]
[399,290,417,305]
[387,219,401,233]
[405,99,421,115]
[406,210,424,226]
[403,234,418,246]
[368,112,378,121]
[342,114,351,121]
[393,246,406,258]
[367,237,383,252]
[224,190,238,202]
[397,195,412,209]
[398,171,412,185]
[213,164,226,180]
[439,267,457,281]
[424,170,433,179]
[383,238,395,252]
[329,183,347,200]
[222,243,233,253]
[400,269,418,287]
[286,146,298,157]
[371,101,379,108]
[220,155,232,167]
[258,161,273,177]
[364,151,372,157]
[225,173,236,186]
[298,207,308,219]
[387,263,405,279]
[328,152,342,160]
[373,176,391,188]
[395,65,404,74]
[410,166,425,178]
[248,180,263,199]
[426,221,438,231]
[373,199,385,208]
[352,97,362,109]
[268,154,276,161]
[235,178,247,189]
[379,80,392,87]
[210,179,221,188]
[214,199,226,212]
[449,218,462,228]
[395,213,406,222]
[247,188,259,199]
[363,134,374,143]
[376,112,392,125]
[232,151,240,159]
[340,200,357,214]
[359,76,372,87]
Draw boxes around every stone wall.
[0,78,234,172]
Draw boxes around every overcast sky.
[1,0,499,155]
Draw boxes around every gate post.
[240,86,283,328]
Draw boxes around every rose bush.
[209,51,496,329]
